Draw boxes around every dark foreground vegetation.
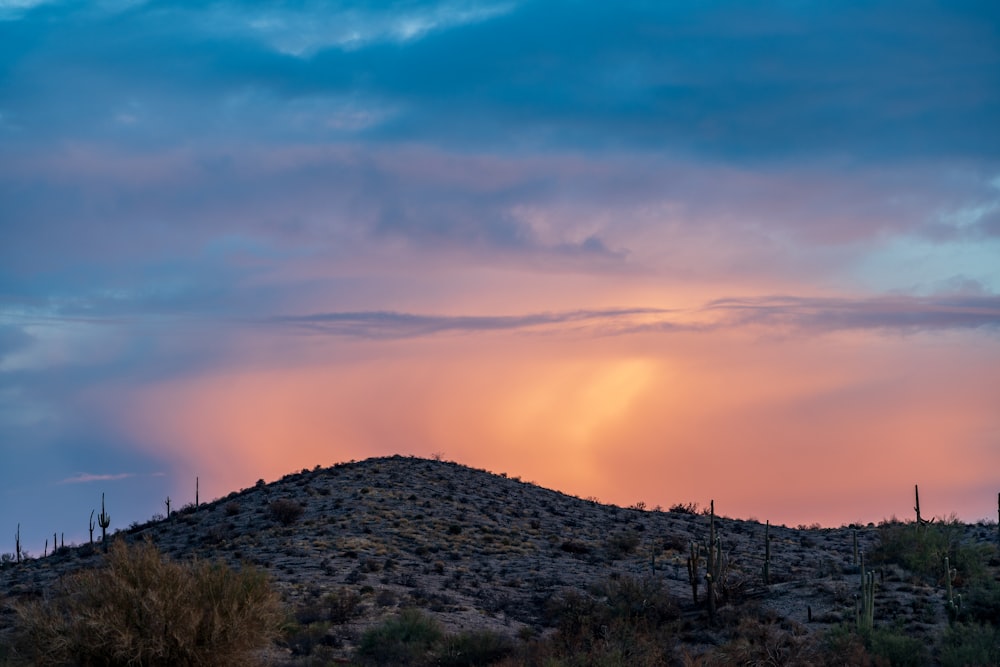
[1,457,998,665]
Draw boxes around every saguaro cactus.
[687,542,701,603]
[88,510,95,545]
[944,556,962,620]
[98,493,111,552]
[15,523,21,564]
[857,552,876,632]
[706,500,722,624]
[763,520,771,586]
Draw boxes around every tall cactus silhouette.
[857,552,875,632]
[97,493,111,552]
[762,520,771,586]
[944,556,961,621]
[686,542,701,603]
[706,500,723,624]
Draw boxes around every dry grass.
[9,539,282,666]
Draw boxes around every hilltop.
[1,455,998,665]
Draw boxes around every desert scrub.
[543,575,679,662]
[356,608,443,665]
[604,530,641,559]
[10,539,282,666]
[268,498,305,526]
[866,627,929,667]
[872,518,967,581]
[436,630,514,667]
[939,622,1000,667]
[355,609,513,666]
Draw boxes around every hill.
[1,455,998,665]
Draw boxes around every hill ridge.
[2,455,995,664]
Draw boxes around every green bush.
[281,621,332,657]
[868,627,929,667]
[356,608,443,665]
[10,540,282,666]
[818,624,877,666]
[436,630,514,666]
[939,622,1000,667]
[962,582,1000,626]
[325,587,363,624]
[873,520,960,579]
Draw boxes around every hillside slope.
[2,456,996,664]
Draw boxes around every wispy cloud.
[270,307,673,339]
[270,293,1000,340]
[705,294,1000,333]
[232,1,518,56]
[57,471,163,485]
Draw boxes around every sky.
[2,0,999,555]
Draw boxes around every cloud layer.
[1,0,999,550]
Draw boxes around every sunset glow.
[1,0,999,552]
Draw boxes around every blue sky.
[1,0,999,554]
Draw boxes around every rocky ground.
[1,455,996,663]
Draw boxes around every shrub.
[939,622,1000,667]
[817,624,876,666]
[544,575,678,660]
[605,531,641,559]
[281,621,332,657]
[700,620,877,667]
[872,519,965,581]
[294,588,361,626]
[668,502,699,514]
[356,608,443,665]
[963,583,1000,625]
[868,627,929,667]
[10,539,282,666]
[598,575,679,628]
[325,587,363,624]
[436,630,514,667]
[559,540,590,555]
[269,498,305,525]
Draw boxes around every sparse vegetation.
[1,458,998,666]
